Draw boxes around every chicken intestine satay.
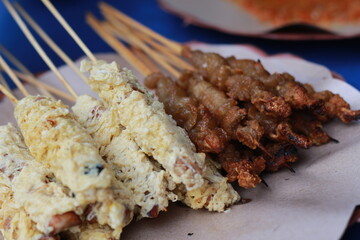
[183,49,291,117]
[72,95,178,219]
[0,124,66,239]
[226,57,323,111]
[217,143,266,189]
[144,72,228,153]
[14,96,127,238]
[246,103,313,149]
[80,60,206,191]
[303,84,360,123]
[178,71,267,151]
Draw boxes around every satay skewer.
[0,84,18,103]
[102,14,180,78]
[14,3,89,84]
[0,55,29,96]
[0,45,52,98]
[2,0,77,98]
[99,1,182,55]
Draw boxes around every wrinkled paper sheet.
[0,44,359,240]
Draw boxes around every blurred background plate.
[159,0,360,40]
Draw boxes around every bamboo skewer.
[133,30,193,71]
[41,0,97,62]
[13,70,76,102]
[0,72,10,91]
[0,45,53,98]
[130,46,158,74]
[105,16,180,78]
[2,0,78,98]
[0,55,29,96]
[86,14,151,76]
[14,3,89,85]
[99,2,182,55]
[0,84,18,103]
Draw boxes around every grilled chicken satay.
[72,95,178,219]
[217,143,266,189]
[290,111,335,146]
[226,57,323,111]
[14,96,127,238]
[178,71,268,151]
[304,84,360,123]
[262,141,299,172]
[0,124,75,239]
[183,49,291,117]
[81,60,206,191]
[246,103,313,149]
[144,72,228,153]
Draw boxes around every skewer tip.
[260,176,269,188]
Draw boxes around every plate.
[159,0,360,40]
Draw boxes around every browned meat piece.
[304,84,360,123]
[226,74,292,117]
[184,49,292,117]
[263,142,298,172]
[178,71,246,138]
[178,71,268,151]
[145,72,228,153]
[291,111,336,146]
[48,212,82,235]
[218,143,266,189]
[227,57,323,111]
[246,103,313,149]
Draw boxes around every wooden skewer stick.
[0,45,53,98]
[2,0,78,98]
[13,70,76,102]
[14,3,89,84]
[0,84,18,104]
[86,13,151,76]
[104,16,180,78]
[99,2,182,55]
[134,30,194,71]
[41,0,97,62]
[130,46,158,74]
[0,55,29,96]
[0,72,11,91]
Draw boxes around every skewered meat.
[81,60,206,191]
[184,49,291,117]
[246,103,313,148]
[218,143,266,189]
[226,57,323,111]
[144,72,228,153]
[72,95,178,219]
[263,142,298,172]
[304,84,360,123]
[290,111,335,145]
[14,96,127,238]
[178,71,268,151]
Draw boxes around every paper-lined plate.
[1,44,359,239]
[159,0,360,40]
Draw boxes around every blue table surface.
[0,0,359,91]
